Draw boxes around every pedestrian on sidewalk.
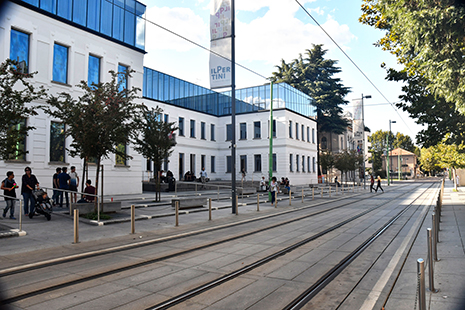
[270,176,279,204]
[1,171,17,219]
[200,167,208,189]
[375,176,384,193]
[69,166,79,204]
[52,167,61,203]
[58,167,70,208]
[21,167,39,216]
[370,175,375,192]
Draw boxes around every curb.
[0,229,27,239]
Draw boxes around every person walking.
[58,167,70,208]
[1,171,17,219]
[270,176,279,205]
[370,175,375,193]
[52,167,61,203]
[200,167,208,189]
[21,167,39,216]
[375,176,384,193]
[69,166,79,203]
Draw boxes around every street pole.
[361,94,367,190]
[387,133,390,186]
[231,0,236,214]
[269,82,274,201]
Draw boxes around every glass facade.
[88,54,100,87]
[53,43,68,84]
[21,0,146,50]
[10,29,29,73]
[118,64,128,91]
[143,67,315,119]
[50,121,65,162]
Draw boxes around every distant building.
[382,148,418,179]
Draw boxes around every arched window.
[321,137,327,149]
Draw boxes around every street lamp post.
[361,94,371,189]
[387,120,396,186]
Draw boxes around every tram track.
[0,183,430,308]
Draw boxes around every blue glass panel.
[73,0,87,26]
[53,43,68,83]
[113,5,124,41]
[125,0,135,13]
[158,73,164,100]
[10,29,29,73]
[135,16,145,50]
[163,75,169,101]
[88,55,100,87]
[153,71,159,99]
[23,0,39,6]
[40,0,56,14]
[87,0,101,31]
[100,0,113,36]
[124,11,135,45]
[145,68,152,98]
[57,0,72,20]
[118,64,128,91]
[142,67,147,97]
[169,76,175,100]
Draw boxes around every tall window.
[296,154,299,172]
[163,157,168,172]
[254,121,261,138]
[308,157,310,173]
[201,122,206,140]
[289,121,293,138]
[296,123,299,140]
[9,119,27,161]
[273,153,277,172]
[190,120,195,138]
[302,124,305,141]
[312,128,315,143]
[178,117,184,136]
[254,154,262,172]
[307,127,310,142]
[211,156,216,173]
[226,156,232,173]
[10,29,29,73]
[290,154,293,172]
[164,114,169,123]
[190,154,196,175]
[118,64,128,91]
[115,144,127,166]
[53,43,68,84]
[50,122,65,162]
[313,157,316,173]
[201,154,206,170]
[240,123,247,140]
[88,55,100,87]
[226,124,232,141]
[240,155,247,173]
[179,153,184,180]
[211,124,215,141]
[302,155,305,172]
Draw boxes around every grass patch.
[82,212,111,220]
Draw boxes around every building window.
[118,64,128,91]
[240,123,247,140]
[164,114,169,123]
[321,137,327,149]
[226,156,232,173]
[50,122,65,162]
[201,154,206,170]
[273,153,277,172]
[308,157,311,173]
[302,155,305,172]
[254,121,261,139]
[296,123,299,140]
[254,154,261,172]
[179,153,184,180]
[302,124,305,141]
[240,155,247,173]
[190,154,196,175]
[312,128,315,143]
[211,156,216,173]
[190,120,196,138]
[8,119,27,161]
[290,154,293,172]
[10,29,29,73]
[289,121,293,138]
[211,124,215,141]
[307,127,310,142]
[226,124,232,141]
[53,43,68,84]
[115,144,127,166]
[201,122,206,140]
[178,117,184,136]
[88,55,100,87]
[313,157,316,173]
[163,157,168,172]
[296,154,299,172]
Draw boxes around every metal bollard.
[427,228,439,292]
[417,258,426,310]
[195,183,197,195]
[19,200,23,232]
[312,187,314,200]
[130,205,135,234]
[289,190,292,206]
[321,187,323,198]
[236,195,239,215]
[336,184,338,195]
[73,209,79,244]
[302,188,304,203]
[432,212,439,261]
[217,185,220,202]
[209,198,212,221]
[175,201,179,227]
[275,191,278,208]
[257,194,260,211]
[329,186,331,198]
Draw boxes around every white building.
[1,0,319,195]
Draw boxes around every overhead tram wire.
[294,0,414,135]
[141,12,314,104]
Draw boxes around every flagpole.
[231,0,236,214]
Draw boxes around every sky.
[141,0,425,145]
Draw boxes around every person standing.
[52,167,61,203]
[21,167,39,216]
[69,166,79,204]
[370,175,375,193]
[241,168,246,182]
[375,176,384,193]
[1,171,17,219]
[270,176,279,205]
[58,166,70,208]
[200,167,208,189]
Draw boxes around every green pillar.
[387,135,390,186]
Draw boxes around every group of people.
[1,166,96,219]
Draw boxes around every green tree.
[334,150,362,184]
[360,0,465,113]
[44,70,144,209]
[420,146,442,176]
[0,59,45,160]
[432,139,465,190]
[319,151,335,182]
[133,106,178,202]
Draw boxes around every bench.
[70,201,122,215]
[238,187,256,195]
[171,197,207,210]
[281,188,289,195]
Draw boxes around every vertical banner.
[353,99,364,153]
[210,0,232,89]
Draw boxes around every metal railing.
[0,193,23,232]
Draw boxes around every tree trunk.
[94,158,101,213]
[81,157,86,199]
